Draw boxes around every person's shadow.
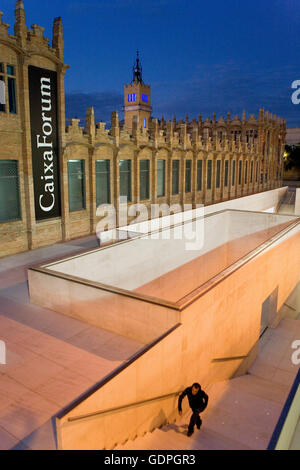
[160,422,188,436]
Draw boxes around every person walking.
[178,383,208,437]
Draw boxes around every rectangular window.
[7,65,15,76]
[0,77,5,112]
[245,161,248,184]
[139,159,150,200]
[250,161,253,183]
[143,117,146,128]
[185,160,192,193]
[119,159,132,202]
[197,160,202,191]
[256,162,259,183]
[232,160,236,186]
[96,159,110,206]
[0,160,21,223]
[172,160,180,195]
[68,160,86,212]
[8,77,16,114]
[224,160,229,187]
[157,159,165,197]
[142,94,148,103]
[0,63,3,73]
[128,93,136,102]
[216,160,221,188]
[207,160,212,190]
[238,160,242,185]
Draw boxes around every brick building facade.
[0,2,286,258]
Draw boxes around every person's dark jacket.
[178,385,208,413]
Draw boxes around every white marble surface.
[46,210,296,294]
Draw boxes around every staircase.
[115,413,251,450]
[116,317,300,451]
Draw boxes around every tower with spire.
[123,51,152,130]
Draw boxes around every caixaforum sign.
[28,65,61,221]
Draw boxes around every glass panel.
[250,161,253,183]
[197,160,202,191]
[119,159,132,202]
[207,160,212,190]
[96,159,110,206]
[172,160,179,195]
[7,65,15,76]
[216,160,221,188]
[245,161,248,184]
[232,160,236,186]
[140,159,150,200]
[8,77,16,114]
[0,76,5,112]
[0,160,21,223]
[68,160,85,212]
[238,161,242,185]
[0,63,3,73]
[157,159,165,197]
[185,160,192,193]
[224,160,229,187]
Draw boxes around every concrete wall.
[100,186,288,244]
[134,219,294,303]
[55,227,300,450]
[29,212,298,337]
[28,268,180,344]
[56,325,189,450]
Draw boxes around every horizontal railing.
[67,390,183,424]
[284,303,297,312]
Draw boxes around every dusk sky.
[2,0,300,126]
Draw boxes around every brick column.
[18,55,36,249]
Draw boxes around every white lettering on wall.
[37,76,56,213]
